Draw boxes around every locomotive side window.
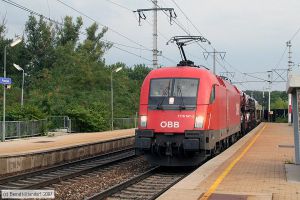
[210,85,216,103]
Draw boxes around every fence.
[48,116,71,132]
[113,118,138,130]
[0,119,47,140]
[68,117,138,133]
[0,117,137,140]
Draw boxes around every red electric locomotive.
[135,66,243,166]
[135,36,260,166]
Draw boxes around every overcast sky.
[1,0,300,91]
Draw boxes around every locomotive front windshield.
[149,78,199,110]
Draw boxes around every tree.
[25,15,55,77]
[56,16,83,47]
[0,14,149,132]
[127,64,151,81]
[78,23,111,63]
[0,17,6,40]
[271,97,288,109]
[244,90,288,109]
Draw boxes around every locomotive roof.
[146,66,241,93]
[148,66,213,77]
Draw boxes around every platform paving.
[0,129,135,175]
[0,129,135,156]
[159,123,298,200]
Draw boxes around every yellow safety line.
[199,124,267,200]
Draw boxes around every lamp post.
[13,64,24,107]
[111,67,122,131]
[2,38,22,142]
[267,70,272,122]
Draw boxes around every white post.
[21,69,24,106]
[268,86,271,122]
[2,46,7,142]
[111,71,113,131]
[2,38,22,142]
[110,67,122,131]
[288,93,292,124]
[287,41,292,124]
[262,89,265,121]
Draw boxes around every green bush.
[275,116,288,123]
[6,104,46,121]
[66,102,110,132]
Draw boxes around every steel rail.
[0,148,136,190]
[87,166,192,200]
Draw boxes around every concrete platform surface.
[0,129,134,156]
[159,123,297,200]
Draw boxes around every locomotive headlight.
[140,116,147,127]
[195,116,204,128]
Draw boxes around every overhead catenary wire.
[274,45,288,69]
[3,0,285,89]
[56,0,152,51]
[101,0,274,88]
[108,0,280,89]
[148,0,230,75]
[147,0,208,52]
[145,0,216,70]
[166,0,272,86]
[159,0,237,76]
[0,0,156,63]
[105,0,170,42]
[104,0,177,63]
[62,0,176,65]
[105,0,134,12]
[113,45,152,62]
[170,0,205,36]
[58,0,177,65]
[289,26,300,41]
[1,0,64,25]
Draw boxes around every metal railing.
[0,119,47,140]
[48,116,71,132]
[68,117,138,133]
[113,118,138,130]
[0,117,137,140]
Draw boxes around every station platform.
[159,123,299,200]
[0,129,135,175]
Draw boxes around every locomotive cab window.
[149,78,199,110]
[149,79,172,97]
[210,85,216,103]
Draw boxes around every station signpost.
[0,77,11,85]
[0,77,11,142]
[287,75,300,164]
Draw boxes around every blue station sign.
[0,77,12,85]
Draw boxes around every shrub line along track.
[0,148,135,190]
[87,166,193,200]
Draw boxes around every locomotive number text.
[160,121,180,128]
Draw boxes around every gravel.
[53,157,150,200]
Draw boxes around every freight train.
[135,65,262,166]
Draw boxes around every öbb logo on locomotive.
[160,121,180,128]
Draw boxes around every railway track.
[87,167,193,200]
[0,148,135,190]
